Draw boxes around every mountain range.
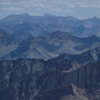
[0,14,100,40]
[0,14,100,100]
[1,31,100,60]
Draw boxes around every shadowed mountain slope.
[2,31,100,60]
[0,47,100,100]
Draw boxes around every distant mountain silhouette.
[0,14,100,40]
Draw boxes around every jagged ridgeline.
[0,14,100,60]
[0,30,100,60]
[0,46,100,100]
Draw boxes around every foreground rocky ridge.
[0,48,100,100]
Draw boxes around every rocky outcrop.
[0,55,100,100]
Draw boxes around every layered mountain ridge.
[0,14,100,40]
[1,31,100,60]
[0,14,100,100]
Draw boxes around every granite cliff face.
[0,47,100,100]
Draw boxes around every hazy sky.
[0,0,100,19]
